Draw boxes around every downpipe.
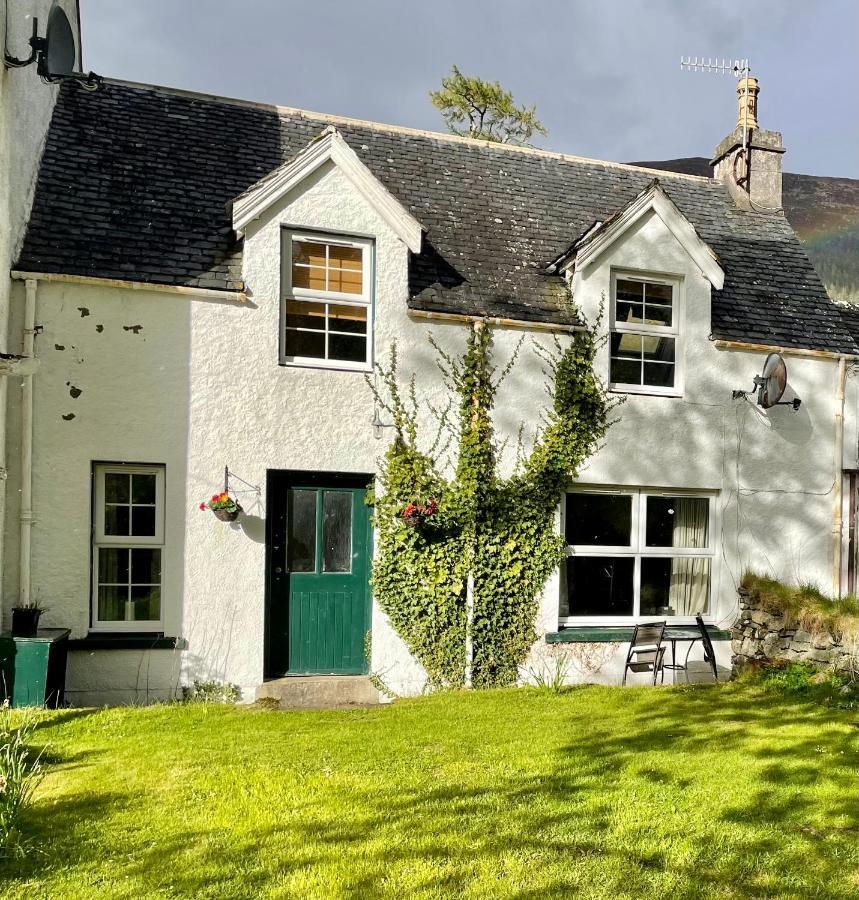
[19,278,38,607]
[833,355,847,597]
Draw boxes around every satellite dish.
[756,352,787,409]
[3,7,100,89]
[732,351,801,410]
[42,6,76,78]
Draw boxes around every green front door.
[267,474,372,676]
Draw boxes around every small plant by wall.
[369,318,614,689]
[0,704,44,858]
[181,680,241,704]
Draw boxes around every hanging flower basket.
[401,499,438,530]
[200,492,242,522]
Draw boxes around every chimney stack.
[711,76,784,211]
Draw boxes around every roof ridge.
[102,77,715,183]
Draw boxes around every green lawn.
[2,682,857,899]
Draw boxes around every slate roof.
[16,80,858,353]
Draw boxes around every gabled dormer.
[231,126,423,254]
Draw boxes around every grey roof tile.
[15,81,857,353]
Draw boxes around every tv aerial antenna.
[680,56,752,189]
[732,352,801,411]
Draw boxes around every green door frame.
[265,470,374,678]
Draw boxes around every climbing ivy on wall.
[369,316,616,689]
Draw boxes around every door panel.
[267,474,371,676]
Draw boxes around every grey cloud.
[80,0,858,177]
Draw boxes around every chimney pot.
[737,77,759,129]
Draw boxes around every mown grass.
[1,682,857,899]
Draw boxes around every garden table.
[662,626,710,682]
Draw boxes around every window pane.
[640,557,710,617]
[285,300,325,331]
[322,491,352,573]
[131,548,162,584]
[328,265,362,295]
[292,240,327,268]
[328,245,362,271]
[292,265,326,291]
[566,556,634,616]
[643,362,675,388]
[98,585,127,621]
[104,473,130,503]
[131,474,156,504]
[610,356,641,386]
[99,547,129,584]
[616,279,644,303]
[616,301,645,326]
[328,304,367,335]
[285,329,325,359]
[104,504,130,536]
[131,586,161,621]
[646,497,709,548]
[131,505,156,537]
[643,304,672,327]
[646,282,673,303]
[287,489,316,572]
[642,335,675,362]
[328,333,366,364]
[566,493,632,546]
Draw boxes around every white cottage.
[4,59,859,703]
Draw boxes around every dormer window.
[609,273,681,395]
[281,232,373,370]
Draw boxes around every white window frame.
[561,485,716,626]
[609,270,683,397]
[91,463,165,632]
[281,230,374,372]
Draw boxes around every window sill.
[68,634,185,651]
[546,625,731,643]
[609,386,682,399]
[279,360,373,374]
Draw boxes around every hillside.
[632,157,859,302]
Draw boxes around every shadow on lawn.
[142,690,856,897]
[3,687,856,898]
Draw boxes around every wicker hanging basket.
[213,504,241,522]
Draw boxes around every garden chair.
[696,614,719,682]
[622,622,666,686]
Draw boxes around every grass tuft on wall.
[741,571,859,639]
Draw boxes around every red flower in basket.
[201,491,242,522]
[401,498,438,529]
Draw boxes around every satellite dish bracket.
[3,14,102,90]
[732,374,801,410]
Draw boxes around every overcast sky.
[80,0,858,178]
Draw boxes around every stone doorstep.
[255,675,381,710]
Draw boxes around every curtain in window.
[668,499,710,615]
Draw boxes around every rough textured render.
[16,80,856,352]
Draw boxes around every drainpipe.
[19,278,38,607]
[832,354,847,596]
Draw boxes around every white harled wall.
[4,160,856,702]
[0,0,79,611]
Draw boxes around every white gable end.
[567,182,725,291]
[231,127,424,254]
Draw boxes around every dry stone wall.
[731,590,856,673]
